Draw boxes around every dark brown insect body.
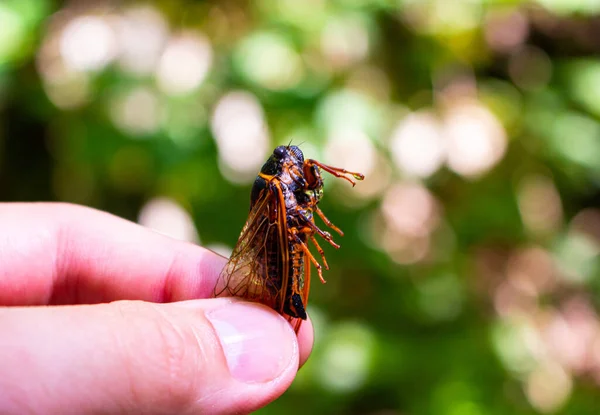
[214,145,364,331]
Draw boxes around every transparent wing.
[214,181,290,314]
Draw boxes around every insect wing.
[214,182,290,314]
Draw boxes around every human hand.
[0,203,313,414]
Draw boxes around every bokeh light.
[389,111,445,178]
[116,6,168,76]
[110,86,161,136]
[375,182,441,264]
[235,31,304,91]
[59,15,117,72]
[316,321,375,392]
[484,9,529,54]
[211,91,270,183]
[324,129,376,181]
[525,359,572,413]
[517,175,563,235]
[138,197,199,243]
[508,46,552,91]
[320,14,370,71]
[444,101,507,178]
[156,32,213,96]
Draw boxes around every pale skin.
[0,203,314,415]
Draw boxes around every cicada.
[214,145,364,331]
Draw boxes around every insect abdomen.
[283,242,307,319]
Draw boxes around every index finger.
[0,202,226,306]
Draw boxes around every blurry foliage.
[2,0,600,414]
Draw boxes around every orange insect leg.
[290,228,327,284]
[306,159,365,187]
[309,234,329,272]
[315,206,344,237]
[305,220,340,249]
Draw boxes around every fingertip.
[175,299,302,414]
[297,316,315,368]
[204,301,298,384]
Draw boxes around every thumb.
[0,299,300,415]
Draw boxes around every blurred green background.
[2,0,600,413]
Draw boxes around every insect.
[214,145,364,332]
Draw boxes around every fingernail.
[206,302,296,383]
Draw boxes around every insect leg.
[309,234,330,271]
[315,206,344,236]
[305,160,365,187]
[289,166,306,188]
[305,220,340,249]
[289,228,327,283]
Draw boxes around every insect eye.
[273,146,286,159]
[289,146,304,162]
